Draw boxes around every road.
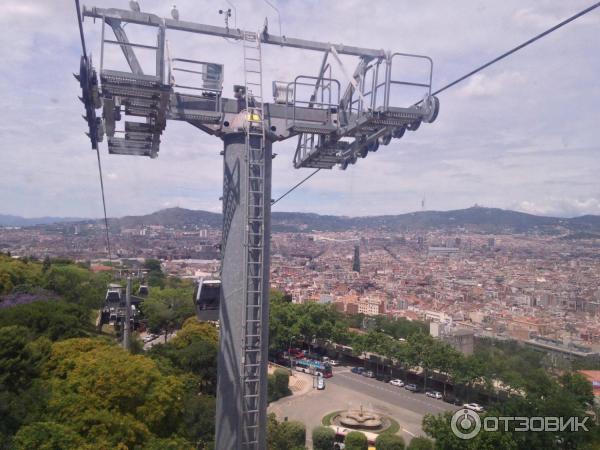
[269,365,457,447]
[142,331,177,350]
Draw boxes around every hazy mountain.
[4,206,600,234]
[113,208,222,229]
[0,214,85,227]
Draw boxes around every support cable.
[430,1,600,97]
[271,2,600,205]
[95,149,113,263]
[75,0,113,262]
[271,168,320,206]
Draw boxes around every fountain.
[330,405,389,432]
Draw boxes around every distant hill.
[0,214,85,227]
[113,208,222,229]
[4,206,600,234]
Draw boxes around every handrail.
[286,75,340,130]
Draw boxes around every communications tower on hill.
[74,3,439,448]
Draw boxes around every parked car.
[351,367,364,374]
[390,379,404,387]
[289,348,305,358]
[463,403,485,412]
[426,390,443,399]
[362,370,375,378]
[329,359,340,366]
[375,373,391,383]
[443,394,462,405]
[317,376,325,390]
[405,383,420,392]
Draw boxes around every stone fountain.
[331,405,388,431]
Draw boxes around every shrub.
[344,431,368,450]
[312,426,335,450]
[375,433,405,450]
[267,413,306,449]
[268,368,291,402]
[406,436,434,450]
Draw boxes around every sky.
[0,0,599,219]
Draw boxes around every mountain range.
[3,207,600,235]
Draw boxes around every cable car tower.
[75,3,439,448]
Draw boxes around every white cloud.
[457,72,526,98]
[0,0,599,218]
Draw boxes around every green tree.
[267,413,306,449]
[560,372,594,406]
[312,426,335,450]
[144,258,165,287]
[406,436,434,450]
[13,421,84,450]
[41,338,188,448]
[375,433,405,450]
[141,287,195,342]
[344,431,368,450]
[44,263,107,309]
[0,300,93,341]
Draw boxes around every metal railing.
[285,75,340,130]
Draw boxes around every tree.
[560,372,594,406]
[144,259,165,287]
[44,263,107,309]
[41,338,188,448]
[406,436,434,450]
[312,426,335,450]
[141,287,195,342]
[423,412,518,450]
[0,300,93,341]
[344,431,368,450]
[375,433,405,450]
[13,421,84,450]
[267,413,306,449]
[268,368,292,403]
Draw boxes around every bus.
[294,358,333,378]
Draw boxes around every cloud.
[0,0,599,218]
[457,72,526,98]
[515,197,600,217]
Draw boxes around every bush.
[312,426,335,450]
[406,436,434,450]
[344,431,368,450]
[268,368,291,403]
[375,433,405,450]
[267,413,306,449]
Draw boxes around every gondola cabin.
[193,278,221,322]
[138,284,149,297]
[105,283,123,304]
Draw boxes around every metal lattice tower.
[75,5,440,448]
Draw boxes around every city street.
[269,366,457,447]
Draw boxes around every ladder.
[241,30,266,450]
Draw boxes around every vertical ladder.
[241,30,266,450]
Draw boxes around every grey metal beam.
[83,6,386,58]
[106,18,144,75]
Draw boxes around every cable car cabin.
[193,278,221,322]
[105,283,123,305]
[138,285,149,297]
